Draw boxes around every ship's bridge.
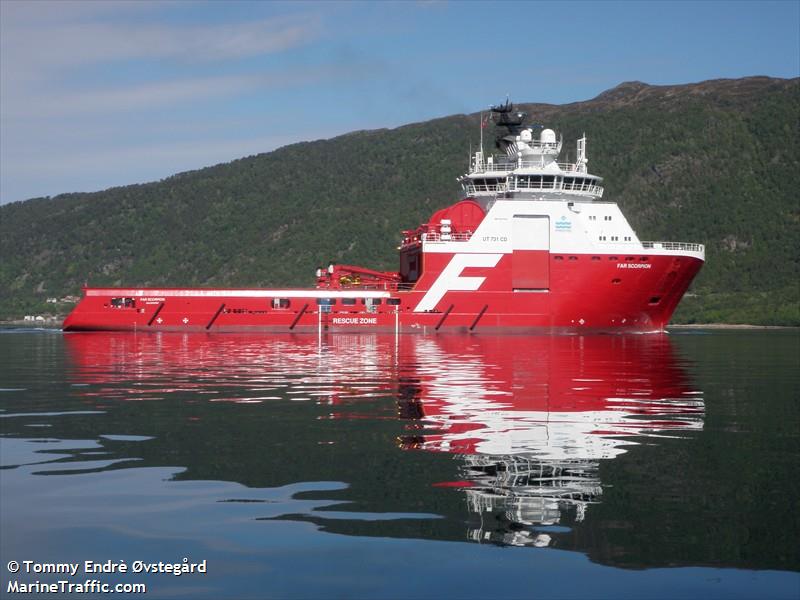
[459,102,604,201]
[462,159,605,199]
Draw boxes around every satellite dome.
[540,129,556,145]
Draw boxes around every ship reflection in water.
[63,332,703,548]
[394,335,703,547]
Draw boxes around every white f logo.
[414,253,502,312]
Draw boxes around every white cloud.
[0,2,334,203]
[1,0,165,24]
[4,74,263,119]
[0,5,322,104]
[2,64,359,121]
[1,6,321,71]
[4,17,318,69]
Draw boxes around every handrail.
[422,232,473,243]
[513,179,604,196]
[472,157,589,173]
[462,180,604,198]
[641,241,705,252]
[462,183,508,193]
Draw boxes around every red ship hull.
[63,251,702,334]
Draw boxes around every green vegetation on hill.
[1,77,798,324]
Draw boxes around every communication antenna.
[479,111,484,157]
[577,133,588,173]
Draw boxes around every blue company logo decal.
[555,216,572,232]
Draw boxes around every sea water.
[1,329,798,599]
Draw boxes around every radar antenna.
[490,99,527,135]
[490,98,529,155]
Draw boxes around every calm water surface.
[1,329,798,599]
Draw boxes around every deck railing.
[462,179,604,197]
[422,232,473,243]
[512,179,604,196]
[420,235,703,252]
[641,241,705,253]
[472,158,587,173]
[462,182,508,193]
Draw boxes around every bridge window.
[387,298,401,306]
[341,298,357,306]
[471,177,503,191]
[272,298,291,309]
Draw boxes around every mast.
[479,111,484,161]
[577,133,588,173]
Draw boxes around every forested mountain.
[1,76,798,324]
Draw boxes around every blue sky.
[1,0,798,204]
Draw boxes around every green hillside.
[1,77,798,324]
